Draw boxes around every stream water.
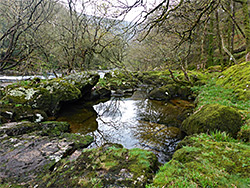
[57,96,192,163]
[0,74,192,163]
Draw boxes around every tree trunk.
[242,0,250,53]
[215,10,224,68]
[231,1,236,53]
[207,14,214,67]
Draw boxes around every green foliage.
[210,130,237,142]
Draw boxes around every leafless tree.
[0,0,57,71]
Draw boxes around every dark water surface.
[57,97,193,163]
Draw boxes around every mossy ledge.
[0,121,94,187]
[148,133,250,188]
[36,143,159,188]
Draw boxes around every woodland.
[0,0,250,187]
[1,0,250,74]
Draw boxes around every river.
[57,96,191,163]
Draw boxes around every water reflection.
[93,98,189,163]
[57,105,98,134]
[57,97,193,163]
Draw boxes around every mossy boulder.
[98,70,138,92]
[148,86,171,101]
[216,62,250,100]
[237,124,250,142]
[137,71,173,86]
[0,103,47,123]
[1,72,100,121]
[42,79,82,114]
[63,72,100,95]
[38,143,159,188]
[181,104,243,137]
[148,133,250,187]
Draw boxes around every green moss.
[40,121,70,136]
[206,65,223,73]
[216,62,250,101]
[148,134,250,188]
[38,144,158,188]
[181,104,243,137]
[192,73,250,142]
[237,123,250,142]
[59,133,94,148]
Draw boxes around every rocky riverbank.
[0,65,250,187]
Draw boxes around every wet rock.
[38,143,159,188]
[131,90,148,100]
[148,87,171,101]
[96,87,111,98]
[0,121,93,186]
[87,87,111,101]
[148,84,193,101]
[181,104,243,137]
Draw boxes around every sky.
[116,0,162,22]
[60,0,162,22]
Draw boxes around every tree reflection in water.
[91,97,190,163]
[57,96,192,163]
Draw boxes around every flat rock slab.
[38,143,159,188]
[0,121,93,186]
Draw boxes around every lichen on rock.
[0,121,94,186]
[1,72,100,122]
[38,143,159,188]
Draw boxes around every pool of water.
[57,97,193,163]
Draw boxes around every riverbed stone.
[181,104,243,137]
[148,84,193,101]
[0,121,94,186]
[37,143,159,188]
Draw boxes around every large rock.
[63,72,100,95]
[0,121,94,186]
[1,72,100,121]
[181,104,243,137]
[37,143,159,188]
